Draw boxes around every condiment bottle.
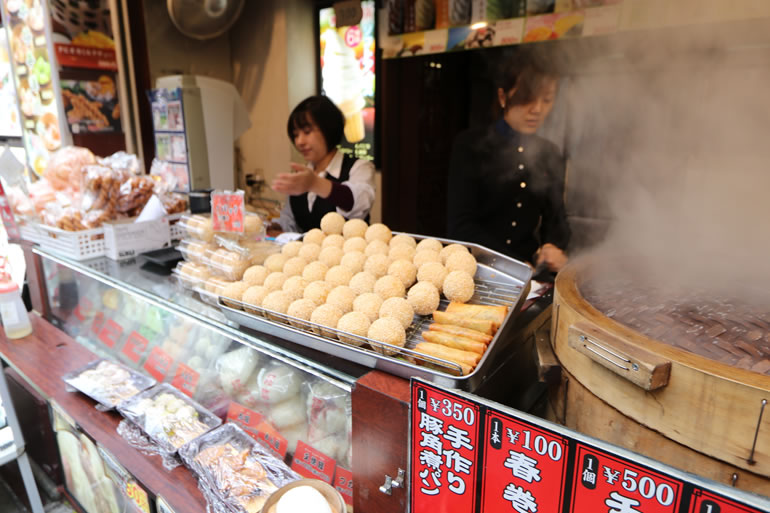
[0,280,32,339]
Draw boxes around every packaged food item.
[63,359,156,410]
[98,151,141,176]
[214,236,280,266]
[117,384,221,453]
[256,364,302,405]
[216,346,261,397]
[178,423,299,513]
[180,214,215,242]
[159,193,188,215]
[173,261,211,289]
[306,381,350,444]
[177,239,215,264]
[204,247,250,281]
[116,175,155,216]
[45,146,96,191]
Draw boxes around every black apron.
[289,154,363,233]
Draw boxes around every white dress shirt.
[277,151,376,233]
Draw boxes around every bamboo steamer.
[551,257,770,493]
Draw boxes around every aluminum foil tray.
[219,235,532,390]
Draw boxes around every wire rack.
[219,277,525,379]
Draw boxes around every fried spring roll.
[446,302,508,327]
[413,342,479,374]
[423,331,487,355]
[432,311,496,335]
[428,323,493,344]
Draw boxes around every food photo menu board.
[410,379,770,513]
[319,1,376,162]
[0,29,22,138]
[0,0,65,175]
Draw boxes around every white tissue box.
[104,217,171,260]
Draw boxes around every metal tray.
[62,358,156,409]
[219,235,532,391]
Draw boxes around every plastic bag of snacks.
[45,146,96,192]
[117,176,155,216]
[179,423,299,513]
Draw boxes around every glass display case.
[35,246,362,476]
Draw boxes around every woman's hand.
[271,163,332,198]
[536,243,568,272]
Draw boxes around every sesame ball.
[264,253,288,273]
[310,304,344,338]
[390,233,417,249]
[282,257,307,277]
[298,243,322,262]
[349,271,377,295]
[337,311,370,346]
[365,254,392,278]
[287,298,317,328]
[389,244,415,262]
[302,261,329,282]
[368,317,406,356]
[340,251,366,274]
[319,246,344,267]
[343,236,367,253]
[379,297,414,329]
[243,265,269,286]
[446,251,477,277]
[375,275,406,300]
[343,218,368,239]
[221,281,250,308]
[263,272,288,292]
[407,282,440,315]
[365,240,390,257]
[320,212,345,235]
[322,233,345,249]
[242,285,268,315]
[304,228,325,245]
[325,265,354,287]
[416,238,443,253]
[282,276,308,301]
[262,291,292,321]
[304,281,333,304]
[365,223,392,244]
[440,243,469,264]
[389,259,417,288]
[413,250,441,268]
[353,293,383,322]
[326,285,356,313]
[417,261,448,291]
[443,271,475,303]
[281,240,303,257]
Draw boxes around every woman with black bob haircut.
[447,48,570,274]
[271,95,375,233]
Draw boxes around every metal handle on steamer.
[379,468,405,495]
[568,322,671,391]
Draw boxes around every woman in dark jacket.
[447,53,570,272]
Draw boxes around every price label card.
[72,297,94,322]
[125,481,151,513]
[122,331,149,364]
[481,411,570,513]
[571,444,684,513]
[254,419,288,459]
[211,191,245,233]
[98,317,124,348]
[688,488,766,513]
[143,346,173,382]
[333,466,354,506]
[411,382,481,513]
[170,363,199,397]
[291,441,336,483]
[226,402,264,434]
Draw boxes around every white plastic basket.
[35,224,106,260]
[19,224,43,245]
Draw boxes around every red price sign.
[143,346,173,382]
[98,318,123,348]
[73,297,93,322]
[171,363,200,397]
[291,440,336,483]
[571,444,683,513]
[333,466,354,506]
[0,181,20,241]
[91,311,105,335]
[410,382,481,513]
[688,489,766,513]
[255,420,288,459]
[226,402,263,433]
[122,331,149,364]
[211,191,245,233]
[481,411,569,513]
